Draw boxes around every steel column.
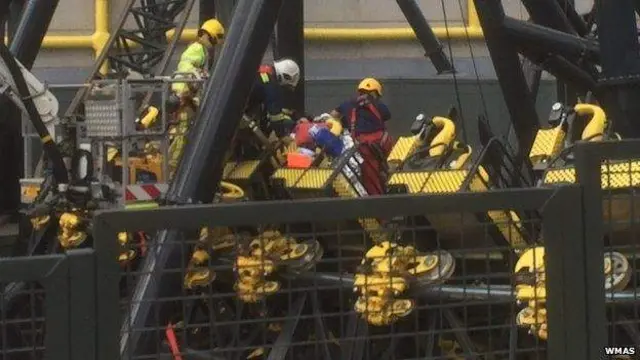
[522,0,584,103]
[518,49,596,94]
[595,0,640,137]
[199,0,215,60]
[502,18,599,63]
[396,0,453,74]
[556,0,589,36]
[0,0,11,40]
[474,0,539,168]
[7,0,24,40]
[522,0,575,34]
[275,0,305,112]
[121,0,284,356]
[10,0,60,69]
[522,0,588,104]
[169,0,283,204]
[198,0,215,26]
[0,0,25,216]
[215,0,236,32]
[521,58,541,99]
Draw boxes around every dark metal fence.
[0,182,604,359]
[0,249,95,360]
[574,139,640,359]
[87,186,583,360]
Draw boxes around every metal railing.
[12,134,640,358]
[573,139,640,359]
[91,186,582,359]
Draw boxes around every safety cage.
[567,139,640,354]
[82,185,583,360]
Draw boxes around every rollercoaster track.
[286,271,640,304]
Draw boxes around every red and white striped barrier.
[125,184,168,202]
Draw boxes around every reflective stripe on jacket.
[171,42,208,95]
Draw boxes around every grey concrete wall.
[45,0,595,33]
[32,1,595,69]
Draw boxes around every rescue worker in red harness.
[330,78,393,195]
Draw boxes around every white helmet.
[273,58,300,88]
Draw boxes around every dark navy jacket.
[246,65,286,121]
[336,94,391,135]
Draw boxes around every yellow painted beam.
[13,0,484,71]
[8,0,111,73]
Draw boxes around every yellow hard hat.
[200,19,225,42]
[357,77,382,96]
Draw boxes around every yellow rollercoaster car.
[386,113,533,251]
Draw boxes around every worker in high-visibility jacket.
[330,78,393,195]
[168,18,225,175]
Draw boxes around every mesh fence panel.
[599,156,640,353]
[0,281,46,359]
[99,191,566,360]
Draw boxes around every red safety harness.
[349,98,383,135]
[348,97,393,196]
[348,98,391,149]
[258,64,274,75]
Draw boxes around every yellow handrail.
[9,0,483,71]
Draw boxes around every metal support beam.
[199,0,215,60]
[0,0,11,40]
[556,0,589,36]
[634,0,640,19]
[474,0,539,166]
[169,0,283,204]
[503,17,599,63]
[595,0,640,137]
[0,0,52,216]
[7,0,25,41]
[198,0,215,26]
[396,0,454,74]
[215,0,236,32]
[521,58,541,99]
[120,0,284,356]
[10,0,60,69]
[519,49,596,94]
[266,294,307,360]
[296,271,640,304]
[275,0,305,112]
[522,0,575,34]
[522,0,586,104]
